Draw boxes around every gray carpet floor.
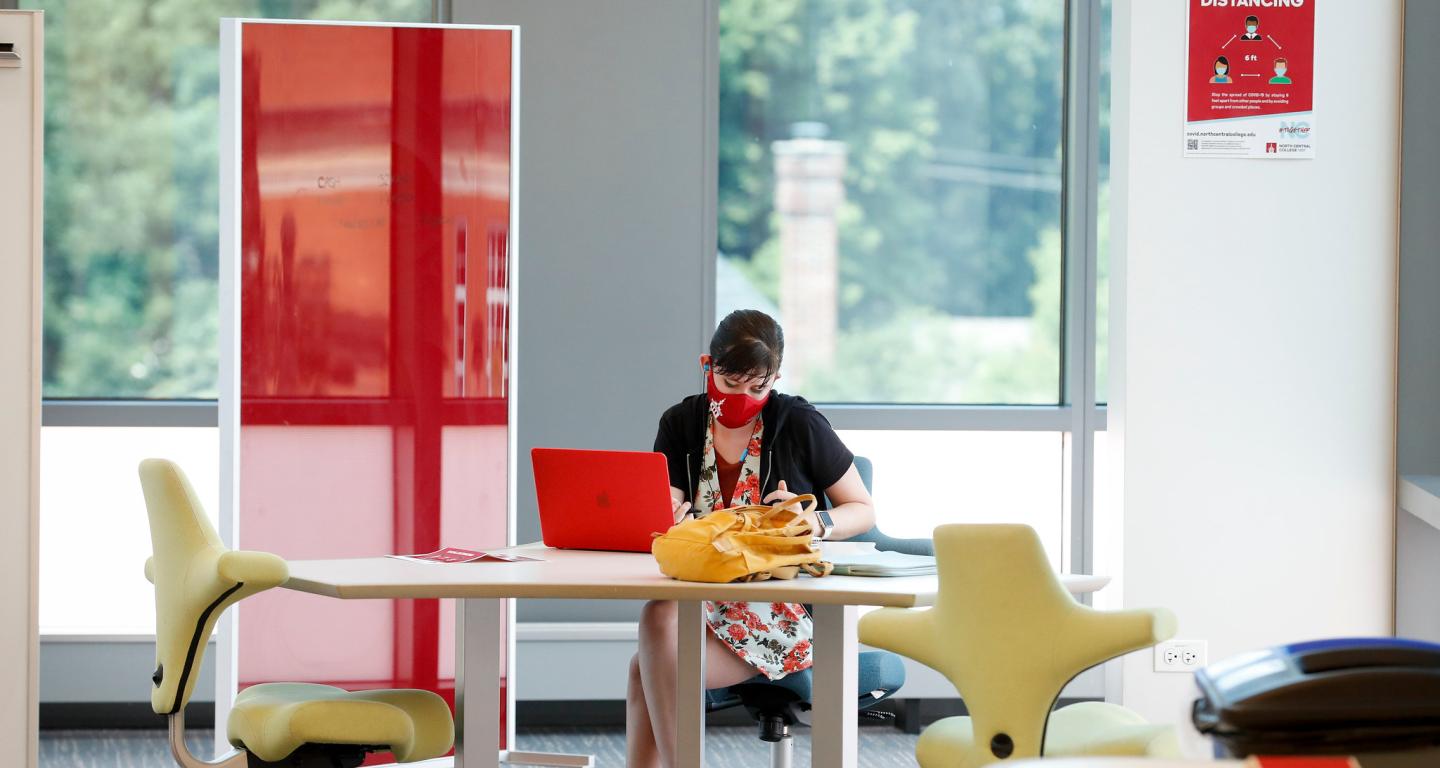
[40,727,922,767]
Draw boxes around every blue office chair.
[706,456,928,767]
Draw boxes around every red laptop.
[531,448,678,552]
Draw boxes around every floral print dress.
[694,414,815,680]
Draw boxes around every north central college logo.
[1266,142,1278,153]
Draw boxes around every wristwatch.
[815,508,835,540]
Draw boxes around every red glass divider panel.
[235,22,513,758]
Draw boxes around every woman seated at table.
[627,309,876,767]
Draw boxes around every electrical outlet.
[1155,640,1207,672]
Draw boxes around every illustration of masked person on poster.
[1270,57,1292,85]
[1210,55,1233,84]
[1240,15,1262,42]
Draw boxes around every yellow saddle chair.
[858,524,1180,767]
[140,459,454,767]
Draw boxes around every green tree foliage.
[720,0,1065,322]
[34,0,428,397]
[38,0,1090,404]
[719,0,1075,404]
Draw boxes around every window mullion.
[1062,0,1103,577]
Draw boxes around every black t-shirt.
[653,392,854,510]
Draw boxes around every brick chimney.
[773,123,846,387]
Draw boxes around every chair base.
[168,711,249,768]
[713,650,906,768]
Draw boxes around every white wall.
[0,9,43,767]
[1110,0,1399,755]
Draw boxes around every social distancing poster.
[1185,0,1315,159]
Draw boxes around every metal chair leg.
[769,731,793,768]
[168,712,249,768]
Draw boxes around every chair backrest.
[858,524,1175,765]
[853,454,873,492]
[837,455,935,556]
[140,459,288,715]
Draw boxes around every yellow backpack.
[651,494,834,583]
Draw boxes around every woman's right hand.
[672,497,693,523]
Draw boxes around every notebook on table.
[820,541,936,577]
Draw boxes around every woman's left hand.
[763,480,797,505]
[765,481,820,530]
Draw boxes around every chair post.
[167,710,250,768]
[768,731,793,768]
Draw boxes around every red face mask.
[706,369,770,429]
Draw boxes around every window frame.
[41,400,217,428]
[1060,0,1106,578]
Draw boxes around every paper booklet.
[819,542,936,578]
[388,547,542,564]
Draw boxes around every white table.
[281,543,1110,767]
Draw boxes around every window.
[717,0,1067,405]
[39,427,220,634]
[27,0,433,399]
[31,0,438,637]
[840,430,1066,567]
[717,0,1109,570]
[36,0,1113,635]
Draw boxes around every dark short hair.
[1214,55,1230,72]
[1246,15,1259,24]
[709,310,784,383]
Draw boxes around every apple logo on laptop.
[596,492,611,509]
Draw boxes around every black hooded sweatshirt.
[653,392,854,511]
